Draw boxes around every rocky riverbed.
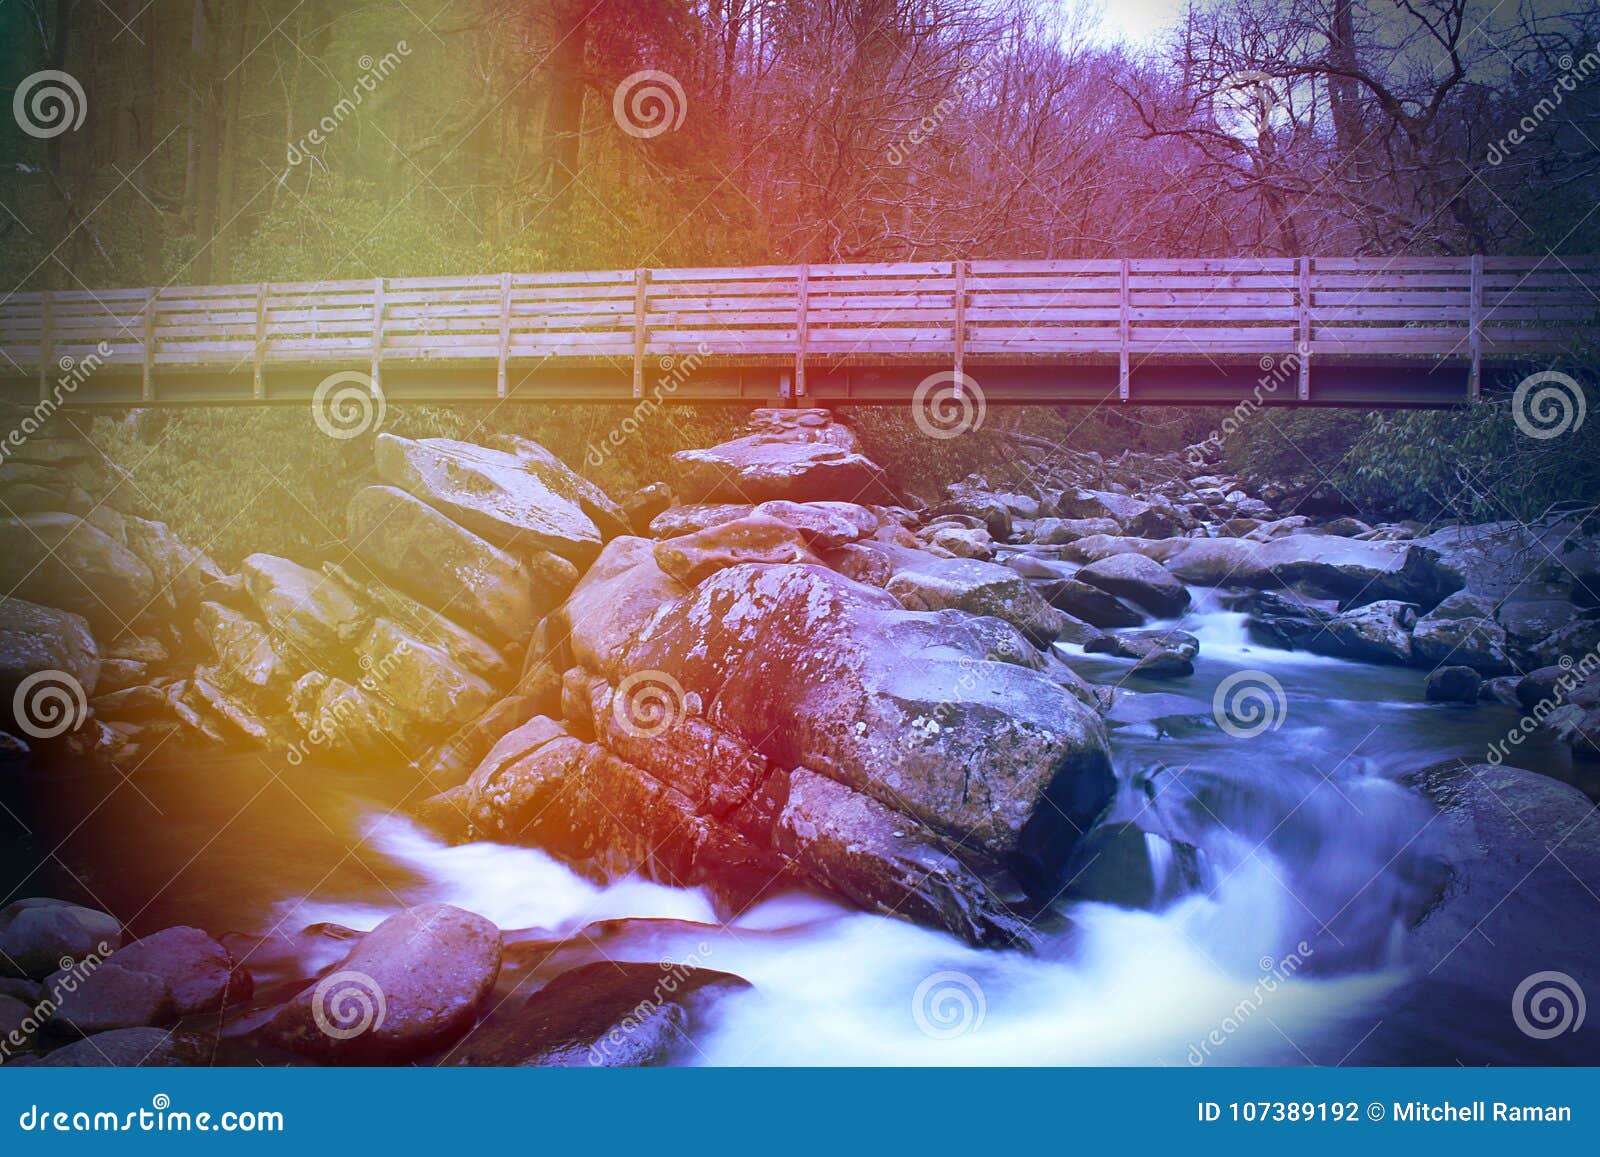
[3,408,1598,1065]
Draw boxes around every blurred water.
[12,588,1584,1064]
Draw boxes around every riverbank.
[3,407,1598,1065]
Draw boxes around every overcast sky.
[1076,0,1188,46]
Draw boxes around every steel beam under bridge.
[0,356,1518,409]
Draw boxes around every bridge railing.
[1,256,1595,404]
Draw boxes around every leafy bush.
[1222,368,1600,524]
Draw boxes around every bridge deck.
[2,257,1595,407]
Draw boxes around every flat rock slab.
[346,486,542,645]
[376,435,604,566]
[671,412,894,505]
[447,961,750,1066]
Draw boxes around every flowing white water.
[274,805,1400,1064]
[254,590,1545,1065]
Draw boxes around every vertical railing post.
[252,282,268,399]
[37,290,53,401]
[369,277,386,391]
[1117,259,1131,401]
[141,287,158,402]
[1468,254,1483,402]
[496,272,512,399]
[631,268,650,400]
[952,259,968,397]
[794,264,809,399]
[1297,256,1312,402]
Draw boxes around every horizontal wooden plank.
[3,257,1595,392]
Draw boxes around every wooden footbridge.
[2,257,1595,408]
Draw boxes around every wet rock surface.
[448,961,750,1066]
[262,904,502,1064]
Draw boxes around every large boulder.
[330,564,512,686]
[287,671,416,759]
[1411,591,1511,674]
[1528,618,1600,670]
[671,410,894,504]
[241,555,371,670]
[885,556,1065,646]
[0,598,100,711]
[478,561,1116,944]
[486,433,631,540]
[0,514,155,633]
[1357,761,1600,1064]
[1036,578,1146,629]
[648,504,757,539]
[620,563,1114,895]
[375,434,606,566]
[1308,600,1417,664]
[549,537,688,677]
[1411,522,1550,599]
[1497,599,1581,661]
[1163,537,1263,586]
[43,960,172,1035]
[1076,553,1191,617]
[1425,666,1482,704]
[346,486,554,645]
[1164,534,1459,607]
[0,899,122,979]
[108,926,252,1016]
[262,904,502,1064]
[1031,517,1122,544]
[354,617,497,734]
[749,500,879,549]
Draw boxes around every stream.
[6,590,1586,1066]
